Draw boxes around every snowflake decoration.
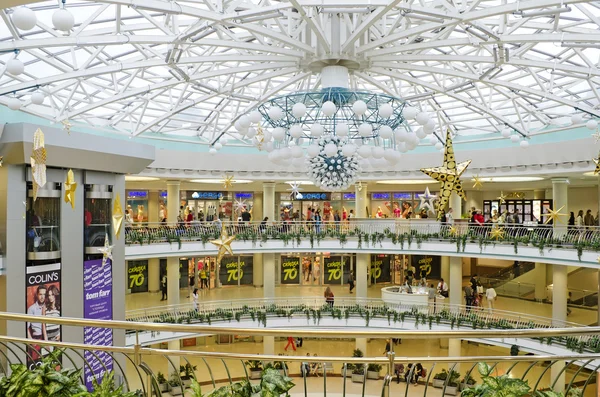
[234,198,247,213]
[287,182,304,199]
[418,187,438,211]
[306,136,360,192]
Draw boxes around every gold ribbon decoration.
[210,225,236,265]
[64,169,77,209]
[30,128,47,201]
[113,193,124,239]
[420,130,471,216]
[222,175,234,189]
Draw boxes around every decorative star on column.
[287,182,304,199]
[61,119,72,135]
[490,227,505,240]
[64,169,77,209]
[222,175,234,189]
[420,129,471,215]
[544,205,567,225]
[30,128,47,201]
[210,225,236,264]
[497,192,507,204]
[418,187,438,211]
[472,174,483,190]
[97,233,114,267]
[593,155,600,175]
[234,198,247,213]
[112,193,124,239]
[357,181,363,192]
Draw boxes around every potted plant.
[367,363,382,380]
[245,360,263,380]
[180,363,197,387]
[460,373,477,390]
[444,370,461,396]
[169,374,184,396]
[348,349,365,383]
[273,361,289,376]
[432,369,449,388]
[462,362,530,397]
[156,372,168,393]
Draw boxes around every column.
[167,256,180,306]
[552,265,567,324]
[551,362,565,393]
[167,180,181,225]
[534,263,546,302]
[355,182,367,218]
[449,192,462,217]
[598,270,600,325]
[148,191,160,223]
[253,192,263,222]
[263,253,275,299]
[552,178,568,235]
[253,253,263,287]
[441,257,450,284]
[148,258,161,293]
[356,254,369,299]
[449,256,462,309]
[356,338,367,356]
[264,336,275,356]
[448,339,461,373]
[168,340,181,378]
[263,182,275,221]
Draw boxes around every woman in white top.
[159,204,167,224]
[576,210,584,229]
[485,286,497,313]
[192,288,199,311]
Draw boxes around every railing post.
[134,331,142,365]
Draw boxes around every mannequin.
[137,205,144,222]
[376,206,384,218]
[393,203,401,218]
[342,206,348,221]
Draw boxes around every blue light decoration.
[306,136,360,191]
[235,192,253,199]
[159,191,168,198]
[343,193,356,200]
[191,191,222,200]
[393,192,412,200]
[371,193,390,200]
[127,191,148,199]
[295,192,331,201]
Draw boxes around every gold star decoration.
[112,193,124,239]
[61,119,72,134]
[64,169,77,209]
[544,205,567,225]
[420,129,471,217]
[472,174,483,190]
[490,227,505,240]
[97,233,114,267]
[497,192,507,204]
[222,175,234,189]
[30,128,47,201]
[593,155,600,175]
[448,226,461,237]
[210,225,236,264]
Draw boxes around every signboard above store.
[190,191,223,200]
[371,193,390,200]
[127,191,148,199]
[295,192,331,201]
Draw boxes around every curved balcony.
[124,221,600,266]
[1,311,600,397]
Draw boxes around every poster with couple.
[25,263,61,368]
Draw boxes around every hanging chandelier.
[234,66,438,191]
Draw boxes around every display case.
[483,199,553,223]
[84,185,113,254]
[26,182,61,261]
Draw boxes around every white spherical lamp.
[336,122,349,137]
[264,142,274,152]
[372,146,384,159]
[429,135,438,145]
[307,144,320,158]
[310,123,324,137]
[31,92,45,105]
[434,142,443,150]
[291,145,304,158]
[341,144,356,156]
[352,100,367,116]
[268,107,283,121]
[6,58,24,76]
[246,127,257,138]
[397,142,407,153]
[501,128,511,138]
[292,103,307,118]
[415,127,427,139]
[324,143,338,157]
[268,151,279,162]
[571,113,584,125]
[415,112,429,126]
[12,7,37,31]
[248,110,262,124]
[358,145,372,158]
[403,106,418,120]
[271,127,285,141]
[262,130,272,142]
[395,129,408,142]
[52,8,75,31]
[379,125,393,139]
[209,148,217,155]
[213,142,223,150]
[510,134,520,143]
[322,101,337,117]
[239,115,251,129]
[407,132,419,145]
[289,124,303,139]
[280,147,291,159]
[379,103,393,118]
[384,148,399,163]
[406,140,417,151]
[520,140,529,148]
[358,123,373,137]
[586,120,598,130]
[7,97,22,110]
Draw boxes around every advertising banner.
[324,256,344,284]
[280,256,300,284]
[127,260,148,293]
[411,255,441,280]
[25,263,61,368]
[370,255,391,283]
[83,259,113,391]
[159,259,189,288]
[219,256,253,285]
[239,256,253,285]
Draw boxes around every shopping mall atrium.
[1,0,600,396]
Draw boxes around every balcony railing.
[0,311,599,397]
[124,220,600,261]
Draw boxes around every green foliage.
[188,368,294,397]
[244,360,263,371]
[433,369,460,386]
[88,371,138,397]
[461,362,531,397]
[347,349,365,375]
[367,363,382,372]
[156,372,167,384]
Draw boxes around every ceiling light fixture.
[124,176,160,182]
[561,43,600,49]
[377,179,438,185]
[190,179,253,184]
[514,6,571,17]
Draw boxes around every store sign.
[127,190,148,199]
[324,256,345,284]
[370,255,391,283]
[371,193,390,200]
[235,192,253,199]
[219,256,253,285]
[411,255,441,280]
[25,263,61,368]
[190,191,223,200]
[343,193,356,200]
[127,261,148,293]
[296,192,330,201]
[159,260,189,288]
[280,256,300,284]
[83,259,113,391]
[393,192,412,200]
[160,191,167,198]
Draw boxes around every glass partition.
[26,184,61,261]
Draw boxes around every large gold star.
[449,226,460,236]
[210,225,236,264]
[64,169,77,209]
[490,227,505,240]
[593,155,600,175]
[222,175,234,189]
[113,193,124,239]
[472,174,483,190]
[544,205,567,225]
[420,129,471,216]
[497,192,507,204]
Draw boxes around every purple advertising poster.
[83,259,113,391]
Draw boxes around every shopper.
[187,274,195,298]
[464,285,473,310]
[568,212,575,228]
[284,336,296,351]
[576,210,584,229]
[585,209,594,228]
[567,291,572,316]
[159,204,167,224]
[192,288,199,311]
[446,208,454,224]
[348,271,355,293]
[437,278,448,298]
[200,267,208,289]
[160,274,167,301]
[485,284,497,313]
[324,286,335,307]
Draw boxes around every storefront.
[369,254,392,284]
[126,190,148,222]
[180,191,255,222]
[483,199,553,223]
[218,255,254,286]
[410,255,442,282]
[277,253,353,285]
[278,192,355,221]
[369,191,432,218]
[127,260,149,293]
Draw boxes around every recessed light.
[478,177,544,182]
[125,176,160,182]
[377,180,437,185]
[583,172,599,177]
[190,179,253,184]
[284,181,313,185]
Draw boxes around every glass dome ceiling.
[0,0,599,148]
